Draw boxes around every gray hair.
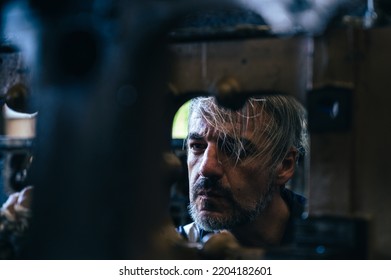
[188,95,308,170]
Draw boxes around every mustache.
[192,177,234,200]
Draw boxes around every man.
[178,95,308,248]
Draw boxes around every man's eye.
[220,143,235,157]
[219,141,255,161]
[189,143,207,152]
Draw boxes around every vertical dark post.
[22,0,178,259]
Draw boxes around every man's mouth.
[195,191,228,212]
[197,190,224,199]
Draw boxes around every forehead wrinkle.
[188,114,217,140]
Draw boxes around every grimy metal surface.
[0,46,27,99]
[169,36,312,104]
[309,26,391,258]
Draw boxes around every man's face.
[187,112,275,231]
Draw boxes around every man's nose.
[198,144,224,179]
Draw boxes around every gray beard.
[188,182,275,232]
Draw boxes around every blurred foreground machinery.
[0,44,35,259]
[0,0,390,259]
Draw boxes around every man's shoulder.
[280,187,306,218]
[280,187,306,244]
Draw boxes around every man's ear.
[275,148,298,185]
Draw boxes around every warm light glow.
[172,101,190,139]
